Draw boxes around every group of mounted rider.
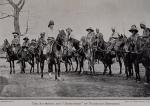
[2,20,150,83]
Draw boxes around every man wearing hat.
[140,22,150,47]
[38,32,47,47]
[86,27,95,48]
[107,27,120,51]
[128,25,139,52]
[94,28,104,48]
[22,37,30,50]
[11,32,20,54]
[46,20,58,39]
[28,39,37,54]
[64,27,75,56]
[140,22,150,38]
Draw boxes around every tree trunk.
[14,8,21,40]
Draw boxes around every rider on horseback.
[11,32,20,54]
[86,27,95,48]
[140,22,150,48]
[64,27,75,56]
[108,27,120,51]
[128,25,139,52]
[94,28,104,49]
[38,32,47,47]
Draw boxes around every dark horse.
[2,39,35,74]
[63,37,80,72]
[2,39,18,74]
[46,30,66,80]
[94,40,116,75]
[34,40,47,78]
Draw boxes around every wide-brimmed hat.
[66,27,73,32]
[48,20,54,27]
[86,27,94,32]
[47,37,55,40]
[129,25,138,33]
[12,32,19,35]
[40,32,45,37]
[31,39,36,42]
[23,37,29,41]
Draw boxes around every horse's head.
[2,39,10,52]
[56,29,66,46]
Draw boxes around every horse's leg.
[40,60,44,78]
[21,59,26,73]
[40,62,43,78]
[37,60,39,74]
[55,63,58,80]
[131,64,134,76]
[124,61,129,79]
[29,61,32,74]
[136,62,140,81]
[21,60,25,73]
[12,60,15,74]
[134,62,140,82]
[68,59,72,72]
[79,57,84,74]
[103,64,107,75]
[65,61,68,72]
[58,62,61,78]
[9,61,12,74]
[108,65,112,75]
[145,67,150,83]
[118,57,122,74]
[32,57,35,73]
[70,58,74,72]
[75,57,78,72]
[92,64,95,75]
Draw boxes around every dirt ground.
[0,58,150,98]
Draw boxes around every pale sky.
[1,0,150,45]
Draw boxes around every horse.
[63,37,80,72]
[34,40,47,78]
[94,40,116,75]
[2,39,18,74]
[16,42,35,74]
[79,36,95,75]
[136,36,150,83]
[46,30,66,80]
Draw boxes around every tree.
[0,0,26,40]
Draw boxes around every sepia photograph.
[0,0,150,104]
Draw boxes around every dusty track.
[0,58,150,97]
